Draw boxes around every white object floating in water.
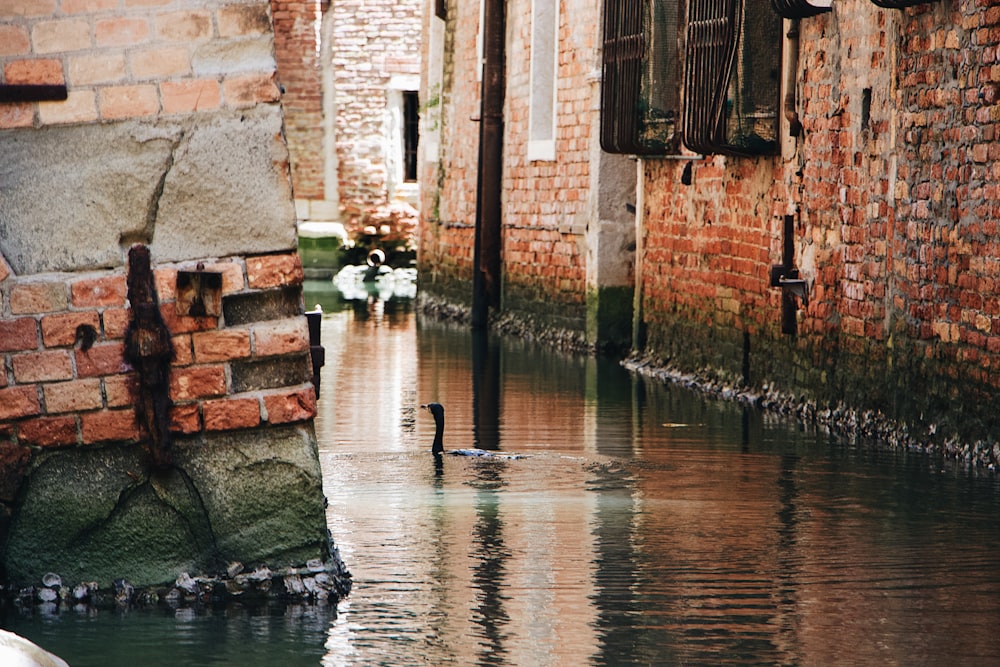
[333,264,417,301]
[0,629,70,667]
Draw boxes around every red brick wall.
[641,155,779,344]
[0,3,316,449]
[419,0,598,325]
[640,0,1000,440]
[421,0,1000,440]
[418,2,482,302]
[332,0,421,219]
[500,0,594,325]
[271,0,326,201]
[272,0,422,237]
[0,253,315,448]
[0,2,279,129]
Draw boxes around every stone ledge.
[1,554,352,612]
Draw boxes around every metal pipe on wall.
[472,0,506,329]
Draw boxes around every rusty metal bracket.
[124,244,176,470]
[176,268,222,317]
[306,307,325,398]
[770,215,808,335]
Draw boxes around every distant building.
[272,0,422,257]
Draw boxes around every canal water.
[4,279,1000,666]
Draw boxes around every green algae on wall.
[587,285,634,355]
[4,425,331,589]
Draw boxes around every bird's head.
[420,402,444,420]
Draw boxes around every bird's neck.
[432,416,444,454]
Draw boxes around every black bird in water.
[420,403,524,459]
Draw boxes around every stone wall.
[0,0,347,594]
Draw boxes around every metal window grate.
[682,0,741,154]
[600,0,680,155]
[683,0,781,155]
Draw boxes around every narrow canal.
[312,282,1000,666]
[4,279,1000,666]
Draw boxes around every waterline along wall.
[0,1,348,598]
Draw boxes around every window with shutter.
[683,0,782,155]
[600,0,781,157]
[600,0,681,155]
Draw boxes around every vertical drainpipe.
[472,0,506,329]
[631,158,646,352]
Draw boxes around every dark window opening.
[683,0,782,155]
[403,90,419,182]
[600,0,781,158]
[861,87,872,130]
[600,0,681,155]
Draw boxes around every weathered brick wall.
[421,0,1000,442]
[0,1,338,589]
[0,3,309,445]
[333,0,421,231]
[271,0,326,202]
[420,0,599,329]
[0,253,315,448]
[641,156,782,374]
[641,0,1000,442]
[0,0,279,128]
[501,0,595,329]
[418,0,481,305]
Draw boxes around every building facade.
[419,0,636,350]
[421,0,1000,455]
[272,0,422,255]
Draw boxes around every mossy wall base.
[643,313,1000,448]
[3,425,331,589]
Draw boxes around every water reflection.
[472,331,501,451]
[4,283,999,667]
[316,285,1000,667]
[471,482,509,666]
